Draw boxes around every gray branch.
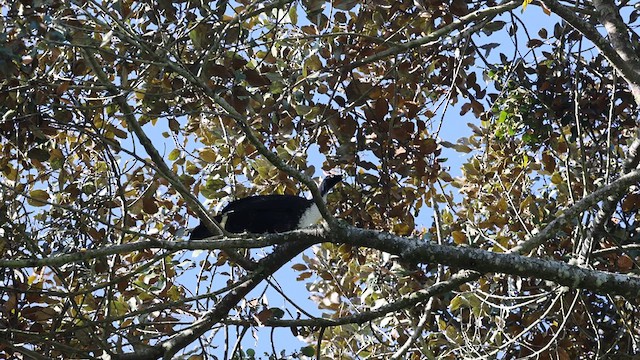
[541,0,640,102]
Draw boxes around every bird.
[189,174,342,239]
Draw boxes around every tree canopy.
[2,0,640,358]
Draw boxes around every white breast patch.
[298,202,322,228]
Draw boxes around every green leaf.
[288,6,297,24]
[301,346,315,357]
[199,148,218,163]
[168,149,181,161]
[498,110,508,123]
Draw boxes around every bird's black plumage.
[190,174,342,239]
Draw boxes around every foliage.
[1,0,640,359]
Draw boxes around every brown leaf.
[142,197,159,214]
[245,68,270,87]
[55,81,70,95]
[346,80,372,105]
[450,0,468,16]
[205,63,232,79]
[168,118,180,133]
[291,263,308,271]
[296,272,312,281]
[254,309,273,325]
[452,230,467,245]
[527,39,544,48]
[22,306,57,322]
[621,193,640,212]
[301,25,317,35]
[374,98,388,121]
[541,152,556,173]
[422,138,438,154]
[617,254,633,271]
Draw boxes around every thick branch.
[0,231,311,269]
[592,0,640,74]
[573,0,640,263]
[105,224,640,360]
[340,226,640,299]
[541,0,640,103]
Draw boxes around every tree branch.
[115,239,317,360]
[85,0,338,228]
[80,46,256,269]
[511,168,640,255]
[339,226,640,299]
[540,0,640,102]
[592,0,640,77]
[9,218,640,358]
[346,0,521,70]
[0,232,306,269]
[572,0,640,264]
[222,270,478,328]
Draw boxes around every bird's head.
[319,174,343,196]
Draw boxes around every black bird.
[190,174,342,239]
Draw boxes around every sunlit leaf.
[28,190,49,207]
[168,149,181,161]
